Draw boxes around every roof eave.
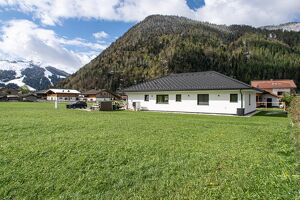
[124,87,255,93]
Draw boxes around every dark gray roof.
[35,90,48,94]
[20,93,37,98]
[124,71,256,92]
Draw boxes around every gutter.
[240,89,243,108]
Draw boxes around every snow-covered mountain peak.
[261,22,300,32]
[0,59,70,91]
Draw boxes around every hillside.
[59,15,300,91]
[0,60,69,90]
[261,22,300,32]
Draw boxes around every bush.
[281,93,295,108]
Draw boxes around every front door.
[267,98,272,108]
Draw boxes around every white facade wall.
[259,94,280,107]
[47,96,78,102]
[87,97,96,102]
[272,88,291,95]
[243,91,257,114]
[86,97,113,102]
[96,97,113,102]
[127,90,257,115]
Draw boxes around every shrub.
[281,93,295,108]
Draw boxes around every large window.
[144,94,149,101]
[156,95,169,104]
[197,94,209,105]
[230,94,238,103]
[176,94,181,102]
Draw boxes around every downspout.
[240,89,243,108]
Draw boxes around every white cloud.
[93,31,109,40]
[59,37,107,51]
[0,19,106,73]
[196,0,300,26]
[0,0,300,26]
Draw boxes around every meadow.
[0,102,299,199]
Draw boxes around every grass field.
[0,102,299,199]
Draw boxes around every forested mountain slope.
[59,15,300,91]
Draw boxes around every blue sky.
[0,0,299,73]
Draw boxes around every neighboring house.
[0,89,19,102]
[124,71,260,115]
[20,94,38,102]
[0,94,7,101]
[82,89,121,102]
[255,90,280,107]
[116,91,128,101]
[35,90,48,100]
[0,88,19,95]
[251,79,296,96]
[251,79,297,107]
[6,95,19,101]
[46,89,80,101]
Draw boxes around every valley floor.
[0,103,299,199]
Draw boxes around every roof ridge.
[170,71,214,76]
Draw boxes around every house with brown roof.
[251,79,297,107]
[46,89,81,101]
[82,89,121,102]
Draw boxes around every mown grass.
[0,102,299,199]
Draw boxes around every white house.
[124,71,260,115]
[251,79,296,96]
[251,79,297,107]
[46,89,80,101]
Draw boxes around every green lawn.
[0,103,299,199]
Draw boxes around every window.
[230,94,238,103]
[176,94,181,102]
[156,95,168,104]
[277,91,283,96]
[249,94,251,105]
[144,94,149,101]
[197,94,209,105]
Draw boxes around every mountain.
[58,15,300,91]
[261,22,300,32]
[0,60,70,91]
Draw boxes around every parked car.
[66,101,87,109]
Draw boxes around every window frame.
[230,94,238,103]
[176,94,182,102]
[197,94,209,105]
[144,94,149,102]
[156,94,169,104]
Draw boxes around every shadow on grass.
[255,110,288,118]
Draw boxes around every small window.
[277,92,283,96]
[144,94,149,101]
[230,94,238,103]
[176,94,181,102]
[197,94,209,105]
[156,95,168,104]
[249,94,251,105]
